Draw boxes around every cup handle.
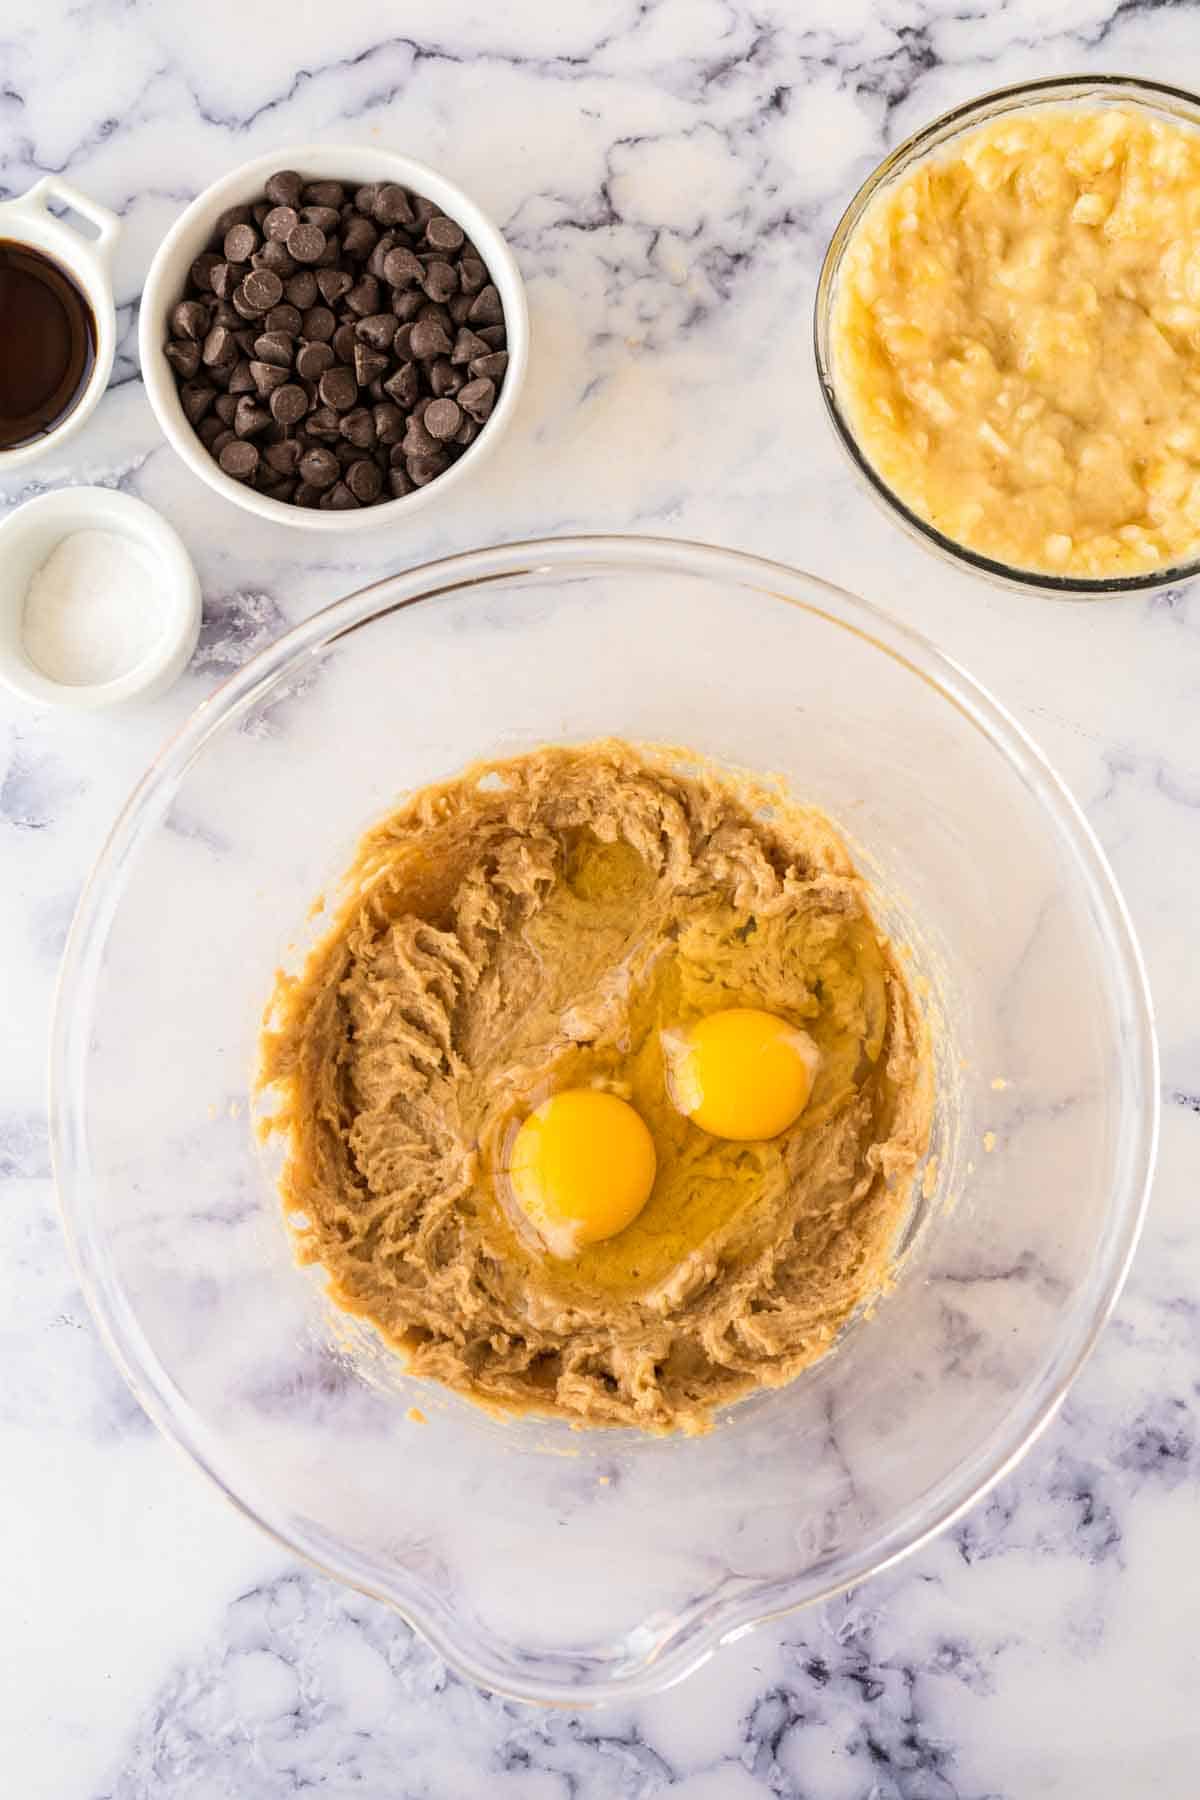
[3,176,122,263]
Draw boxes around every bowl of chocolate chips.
[140,146,527,526]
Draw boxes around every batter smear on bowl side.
[258,741,933,1434]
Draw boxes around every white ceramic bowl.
[0,178,121,471]
[139,145,529,532]
[0,487,201,709]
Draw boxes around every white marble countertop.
[2,1,1197,1794]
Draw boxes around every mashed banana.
[259,743,933,1435]
[832,104,1200,577]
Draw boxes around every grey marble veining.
[2,0,1199,1794]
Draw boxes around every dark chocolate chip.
[293,481,323,508]
[391,288,425,323]
[355,312,396,351]
[253,331,294,368]
[402,416,440,458]
[469,350,508,383]
[219,439,260,480]
[448,292,474,326]
[345,457,382,503]
[373,183,416,227]
[429,358,463,397]
[172,299,210,340]
[271,383,309,426]
[355,183,380,214]
[339,406,376,449]
[458,257,486,296]
[210,428,236,455]
[210,262,236,299]
[319,365,358,411]
[389,466,415,498]
[305,405,341,441]
[424,397,462,440]
[299,445,340,488]
[383,361,420,408]
[425,214,465,254]
[266,303,303,337]
[382,246,423,290]
[190,252,223,292]
[304,179,344,208]
[454,415,481,448]
[228,359,257,395]
[265,170,304,208]
[214,392,239,425]
[372,402,405,445]
[296,340,335,381]
[241,268,284,313]
[224,222,259,264]
[165,338,202,379]
[451,327,491,365]
[215,202,253,236]
[458,376,495,421]
[345,275,380,317]
[353,342,389,387]
[342,215,378,260]
[301,204,341,235]
[202,323,237,367]
[467,283,503,326]
[264,205,299,242]
[406,451,450,486]
[265,439,301,475]
[300,305,336,344]
[197,414,225,448]
[332,321,358,362]
[316,267,353,306]
[320,479,359,510]
[410,317,452,360]
[180,379,215,423]
[285,271,319,309]
[234,397,272,438]
[287,222,326,263]
[250,359,289,396]
[476,323,506,349]
[422,259,458,303]
[253,240,296,276]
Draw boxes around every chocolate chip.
[345,275,380,317]
[250,359,289,397]
[293,481,323,508]
[228,359,257,395]
[451,327,491,365]
[265,170,304,208]
[219,439,259,480]
[300,305,336,344]
[301,205,340,235]
[253,331,294,368]
[373,183,415,227]
[392,322,415,360]
[426,214,465,254]
[165,338,202,379]
[202,323,237,368]
[234,396,272,438]
[180,379,215,423]
[476,323,506,350]
[389,466,415,498]
[410,317,452,360]
[321,480,359,510]
[296,340,335,381]
[391,288,426,323]
[342,215,378,260]
[422,259,458,303]
[354,342,389,387]
[407,451,450,485]
[210,429,235,456]
[352,313,393,353]
[332,321,358,362]
[271,383,309,426]
[265,439,301,475]
[402,416,440,458]
[382,245,423,289]
[458,257,486,296]
[345,457,382,502]
[454,415,481,448]
[264,205,299,242]
[467,283,503,326]
[266,303,303,337]
[317,267,353,306]
[429,358,463,397]
[319,365,358,411]
[383,361,420,408]
[424,397,462,440]
[285,270,319,309]
[470,350,508,383]
[458,376,495,421]
[304,405,340,440]
[224,222,259,264]
[190,252,223,292]
[253,240,296,277]
[241,267,284,314]
[197,414,225,448]
[214,392,239,425]
[210,262,236,299]
[340,406,376,449]
[305,180,344,208]
[299,445,340,488]
[372,402,405,445]
[172,299,210,340]
[447,291,474,326]
[287,222,326,263]
[215,203,252,237]
[355,183,380,214]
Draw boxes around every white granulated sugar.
[22,529,164,687]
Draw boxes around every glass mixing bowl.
[814,75,1200,596]
[53,536,1157,1703]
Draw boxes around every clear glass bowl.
[53,536,1158,1703]
[814,74,1200,597]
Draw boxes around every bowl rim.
[814,72,1200,597]
[50,533,1160,1703]
[137,142,529,532]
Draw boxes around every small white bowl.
[139,145,529,532]
[0,178,121,472]
[0,488,201,710]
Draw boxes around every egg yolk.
[665,1008,820,1141]
[507,1088,658,1259]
